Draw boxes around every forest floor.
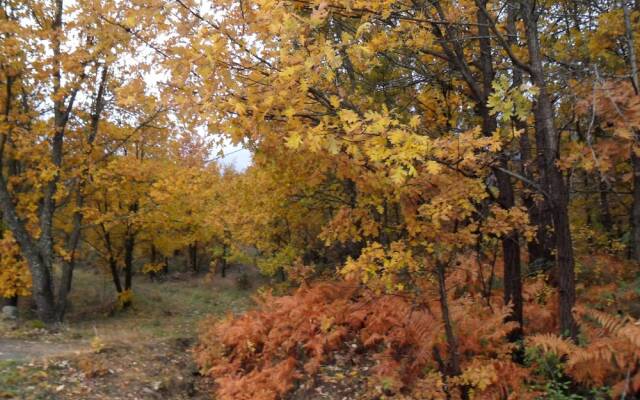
[0,265,260,399]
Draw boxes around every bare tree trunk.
[149,245,157,280]
[189,242,198,273]
[436,261,461,378]
[623,1,640,262]
[521,0,577,339]
[503,2,555,274]
[632,154,640,261]
[476,0,523,336]
[124,233,135,291]
[109,256,123,294]
[220,242,228,278]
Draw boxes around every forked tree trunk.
[55,66,107,321]
[0,0,81,324]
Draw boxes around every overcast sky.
[217,144,252,171]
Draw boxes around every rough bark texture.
[506,2,553,277]
[521,0,577,339]
[478,0,523,335]
[0,0,81,324]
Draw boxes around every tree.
[0,0,174,321]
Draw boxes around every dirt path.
[0,338,89,361]
[0,268,259,398]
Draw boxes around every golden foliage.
[0,232,31,298]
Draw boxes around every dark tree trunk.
[109,257,123,294]
[623,2,640,262]
[124,233,135,291]
[505,3,554,272]
[632,154,640,261]
[521,0,577,339]
[149,245,157,280]
[118,232,134,308]
[599,180,614,235]
[531,90,556,272]
[436,261,461,377]
[189,242,198,273]
[477,0,523,336]
[220,242,228,278]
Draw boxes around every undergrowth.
[195,270,639,400]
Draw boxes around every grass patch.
[63,268,256,342]
[2,266,258,345]
[0,360,62,399]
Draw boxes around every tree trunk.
[623,1,640,262]
[55,191,83,320]
[189,242,198,273]
[149,245,157,280]
[109,257,123,294]
[124,233,135,291]
[436,260,461,377]
[0,191,58,322]
[0,0,78,324]
[118,232,134,308]
[531,85,556,272]
[220,242,228,278]
[55,66,107,321]
[632,154,640,261]
[476,0,523,336]
[521,0,577,339]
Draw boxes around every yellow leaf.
[329,95,341,108]
[426,161,441,174]
[285,132,303,149]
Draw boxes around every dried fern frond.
[527,333,576,356]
